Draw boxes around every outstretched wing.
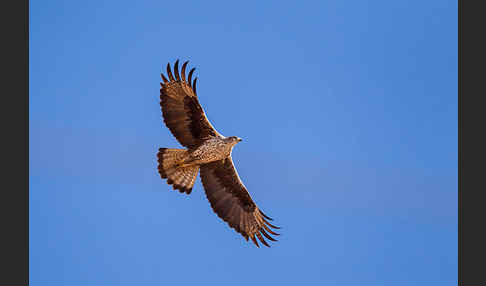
[199,157,280,247]
[160,60,222,148]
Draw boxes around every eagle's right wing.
[199,157,280,247]
[160,60,222,148]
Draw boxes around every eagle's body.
[188,137,240,165]
[157,60,279,247]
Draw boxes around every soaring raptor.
[157,60,280,247]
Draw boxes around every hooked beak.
[237,137,243,142]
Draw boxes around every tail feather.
[157,148,199,194]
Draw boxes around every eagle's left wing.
[199,157,280,247]
[160,60,222,148]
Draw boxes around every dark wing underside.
[160,60,222,148]
[199,157,280,247]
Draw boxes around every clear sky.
[30,1,457,285]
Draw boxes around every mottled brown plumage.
[157,60,280,247]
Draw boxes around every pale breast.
[191,138,232,164]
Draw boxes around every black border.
[460,0,486,285]
[2,0,28,285]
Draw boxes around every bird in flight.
[157,60,280,247]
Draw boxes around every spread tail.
[157,148,199,194]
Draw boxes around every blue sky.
[30,0,457,285]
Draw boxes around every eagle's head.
[227,136,242,145]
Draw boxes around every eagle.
[157,60,280,247]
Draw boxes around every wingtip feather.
[256,232,270,247]
[250,235,260,248]
[161,73,168,83]
[181,61,189,82]
[193,77,198,95]
[261,229,278,242]
[263,218,280,229]
[166,63,175,81]
[188,68,195,87]
[259,209,273,221]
